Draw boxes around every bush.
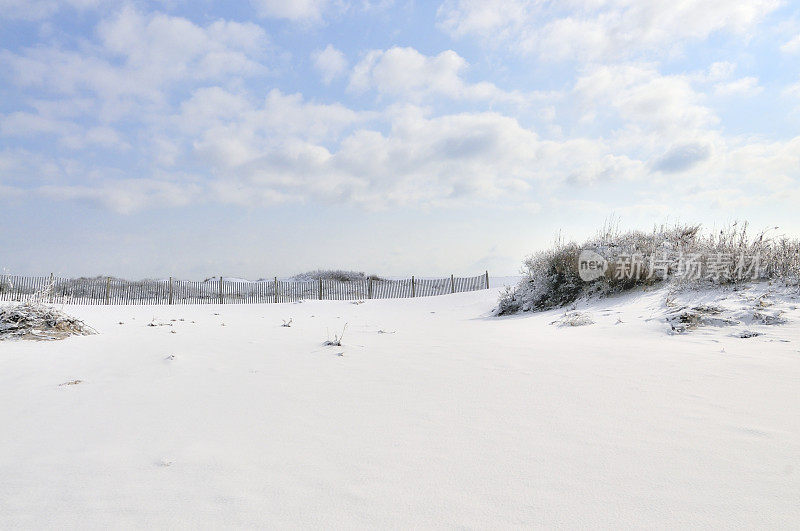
[497,221,800,315]
[291,270,383,282]
[0,301,96,340]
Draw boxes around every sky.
[1,0,800,279]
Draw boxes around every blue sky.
[2,0,800,279]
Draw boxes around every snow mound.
[0,302,96,341]
[656,283,797,336]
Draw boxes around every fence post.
[411,276,415,298]
[485,270,489,289]
[368,278,372,299]
[450,274,455,294]
[105,276,111,305]
[169,276,173,305]
[49,273,54,303]
[274,277,278,303]
[219,275,223,304]
[318,278,323,300]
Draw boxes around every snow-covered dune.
[1,285,799,528]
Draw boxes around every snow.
[1,284,799,527]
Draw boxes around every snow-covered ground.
[1,284,799,528]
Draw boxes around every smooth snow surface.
[1,285,799,528]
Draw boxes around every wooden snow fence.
[0,272,490,305]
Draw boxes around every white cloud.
[173,93,658,207]
[0,111,129,150]
[167,92,562,207]
[785,80,800,98]
[0,148,62,186]
[437,0,529,42]
[0,0,106,20]
[0,145,201,213]
[780,34,800,54]
[251,0,329,21]
[0,111,72,137]
[724,137,800,186]
[2,3,797,219]
[96,8,268,82]
[714,76,763,97]
[705,61,737,82]
[312,45,347,84]
[179,87,368,138]
[246,117,525,205]
[348,46,524,103]
[685,187,764,209]
[38,177,202,214]
[652,142,712,173]
[171,87,373,176]
[1,7,269,113]
[574,64,716,138]
[182,87,798,212]
[437,0,781,61]
[60,126,129,150]
[6,76,800,215]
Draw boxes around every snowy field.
[1,284,799,528]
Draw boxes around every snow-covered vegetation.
[0,302,95,340]
[290,269,383,282]
[0,277,96,340]
[497,221,800,315]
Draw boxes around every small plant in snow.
[738,330,761,338]
[324,323,348,346]
[282,318,293,327]
[550,311,594,327]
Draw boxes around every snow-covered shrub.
[497,221,800,315]
[292,270,383,282]
[496,241,585,314]
[0,302,96,340]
